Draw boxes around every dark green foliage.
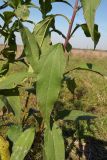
[39,0,52,18]
[71,24,100,49]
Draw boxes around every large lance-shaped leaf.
[33,16,54,51]
[0,72,31,89]
[44,128,54,160]
[21,27,40,73]
[10,127,35,160]
[64,110,96,121]
[37,44,66,125]
[80,0,101,39]
[44,123,65,160]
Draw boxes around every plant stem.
[0,2,7,10]
[64,0,79,50]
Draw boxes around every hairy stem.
[64,0,79,50]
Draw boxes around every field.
[61,49,107,159]
[0,46,107,159]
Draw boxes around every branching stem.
[64,0,79,50]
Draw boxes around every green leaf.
[81,24,100,49]
[44,123,65,160]
[3,11,15,24]
[23,0,32,5]
[21,27,40,73]
[10,127,35,160]
[0,96,4,110]
[41,35,52,55]
[7,125,22,143]
[33,16,54,49]
[37,44,66,125]
[39,0,52,18]
[80,0,101,39]
[15,4,30,20]
[7,95,21,120]
[0,88,21,120]
[0,72,31,89]
[64,110,96,121]
[1,32,17,62]
[86,63,93,70]
[44,129,54,160]
[55,109,71,120]
[71,23,100,49]
[65,77,77,94]
[93,26,101,49]
[66,43,72,52]
[8,0,21,8]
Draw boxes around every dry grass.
[71,48,107,58]
[0,44,107,59]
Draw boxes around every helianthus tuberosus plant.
[0,0,101,159]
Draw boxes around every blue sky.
[0,0,107,50]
